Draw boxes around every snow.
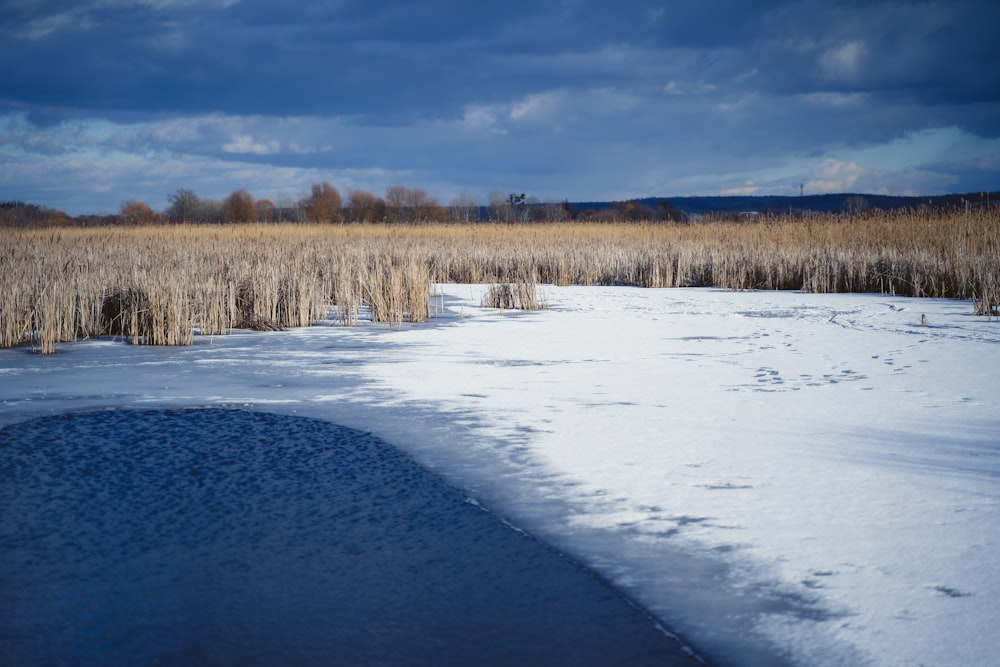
[2,284,998,666]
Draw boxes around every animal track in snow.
[928,585,973,598]
[730,366,867,392]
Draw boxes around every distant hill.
[572,192,998,216]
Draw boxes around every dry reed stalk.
[2,209,997,353]
[482,277,546,311]
[482,284,516,310]
[360,253,432,325]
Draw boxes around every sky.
[1,0,999,215]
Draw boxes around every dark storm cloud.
[2,0,559,118]
[3,0,997,120]
[0,0,997,213]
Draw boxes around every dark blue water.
[0,408,700,666]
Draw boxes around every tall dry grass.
[482,280,546,311]
[2,207,997,353]
[0,226,431,352]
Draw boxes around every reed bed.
[2,207,997,352]
[482,280,546,311]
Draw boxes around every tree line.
[125,184,518,225]
[1,183,689,227]
[153,184,687,225]
[0,201,72,227]
[158,184,570,225]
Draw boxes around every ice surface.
[0,408,696,666]
[1,285,997,666]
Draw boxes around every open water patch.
[0,408,699,666]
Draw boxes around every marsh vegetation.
[2,207,997,353]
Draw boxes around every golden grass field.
[2,208,998,353]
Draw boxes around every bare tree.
[488,189,512,223]
[166,189,201,222]
[222,188,257,223]
[655,199,688,223]
[306,182,343,223]
[346,189,386,223]
[384,184,408,223]
[119,200,157,225]
[843,196,871,217]
[543,200,568,222]
[523,195,541,222]
[491,191,532,223]
[197,198,223,223]
[405,187,427,223]
[406,187,439,223]
[275,192,302,222]
[449,192,480,223]
[255,198,277,223]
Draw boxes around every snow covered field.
[2,284,998,666]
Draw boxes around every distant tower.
[800,183,804,198]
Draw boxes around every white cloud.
[222,134,280,155]
[13,1,240,39]
[820,40,866,79]
[97,0,240,9]
[831,126,1000,172]
[715,93,758,113]
[802,92,868,107]
[805,158,864,193]
[0,112,34,142]
[460,90,572,135]
[148,117,207,143]
[588,87,640,112]
[509,91,564,123]
[135,0,241,7]
[664,80,718,96]
[462,106,505,134]
[720,181,760,196]
[287,143,330,155]
[802,156,961,196]
[17,10,94,39]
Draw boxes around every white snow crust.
[2,285,997,666]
